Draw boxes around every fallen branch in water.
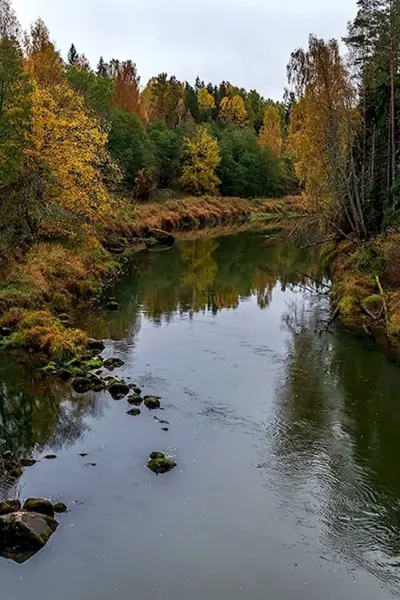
[295,269,331,290]
[297,237,335,250]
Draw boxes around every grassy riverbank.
[324,233,400,346]
[0,195,300,363]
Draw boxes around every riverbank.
[324,233,400,349]
[0,195,301,364]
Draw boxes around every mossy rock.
[103,357,125,371]
[53,502,67,514]
[87,338,105,353]
[84,357,104,371]
[9,467,23,479]
[144,395,161,410]
[108,381,130,400]
[72,377,93,394]
[88,374,106,392]
[127,395,143,406]
[0,500,21,515]
[127,408,141,416]
[148,453,176,474]
[23,498,55,518]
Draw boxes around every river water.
[1,228,400,600]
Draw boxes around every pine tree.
[97,56,108,77]
[67,43,78,65]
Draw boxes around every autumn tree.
[219,95,248,127]
[112,60,141,113]
[25,19,63,86]
[180,126,221,195]
[259,105,283,156]
[29,82,118,221]
[141,73,185,127]
[287,35,365,235]
[198,87,215,120]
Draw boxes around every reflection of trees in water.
[267,297,400,584]
[0,358,105,499]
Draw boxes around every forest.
[0,0,295,254]
[1,0,400,353]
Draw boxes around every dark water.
[1,229,400,600]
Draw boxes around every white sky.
[12,0,358,100]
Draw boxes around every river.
[1,227,400,600]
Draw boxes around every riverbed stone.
[144,396,161,410]
[148,453,176,474]
[108,381,130,400]
[103,357,125,371]
[127,408,141,416]
[0,500,21,515]
[87,338,105,353]
[23,498,54,518]
[8,467,23,479]
[53,502,67,514]
[0,511,58,557]
[127,395,143,406]
[72,377,92,394]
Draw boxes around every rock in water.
[127,395,143,406]
[0,511,58,562]
[103,357,125,371]
[87,338,105,353]
[0,500,21,515]
[127,408,141,416]
[53,502,67,514]
[72,377,92,394]
[144,396,161,410]
[148,452,176,474]
[20,457,37,467]
[108,381,130,400]
[23,498,55,518]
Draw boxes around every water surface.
[1,229,400,600]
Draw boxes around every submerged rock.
[72,377,92,394]
[148,453,176,474]
[0,511,58,562]
[88,374,106,392]
[103,357,125,371]
[87,338,105,353]
[44,454,57,460]
[108,381,130,400]
[0,500,21,515]
[106,301,120,311]
[23,498,55,518]
[127,395,143,406]
[127,408,141,417]
[53,502,67,514]
[144,396,161,410]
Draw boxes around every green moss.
[361,294,383,314]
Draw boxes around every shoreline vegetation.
[0,195,301,366]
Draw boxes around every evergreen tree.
[67,43,78,65]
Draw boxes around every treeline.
[0,0,295,250]
[287,0,400,238]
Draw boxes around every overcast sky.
[12,0,357,100]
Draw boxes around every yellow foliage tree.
[198,88,215,113]
[24,19,63,87]
[219,95,248,127]
[28,81,118,221]
[180,126,221,195]
[259,105,283,156]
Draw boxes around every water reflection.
[269,296,400,585]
